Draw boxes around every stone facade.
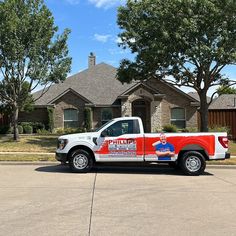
[146,79,198,129]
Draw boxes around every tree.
[0,0,71,140]
[117,0,236,131]
[217,85,236,96]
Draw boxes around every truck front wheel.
[180,151,206,176]
[69,149,93,173]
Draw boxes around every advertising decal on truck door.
[108,139,137,156]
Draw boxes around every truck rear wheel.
[180,151,206,176]
[69,149,93,173]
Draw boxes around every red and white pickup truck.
[56,117,230,175]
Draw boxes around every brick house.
[19,53,199,132]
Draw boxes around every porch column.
[121,99,132,117]
[151,100,162,132]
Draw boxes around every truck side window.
[103,120,140,137]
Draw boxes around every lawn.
[0,135,58,153]
[229,140,236,155]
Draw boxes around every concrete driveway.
[0,164,235,236]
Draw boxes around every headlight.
[57,139,68,150]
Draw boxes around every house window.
[64,109,78,128]
[171,107,186,129]
[101,108,112,125]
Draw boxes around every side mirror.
[101,130,108,137]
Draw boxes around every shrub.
[7,127,13,134]
[209,125,231,134]
[162,124,177,133]
[20,122,45,133]
[54,127,86,135]
[84,107,92,131]
[36,129,51,135]
[0,125,10,134]
[53,128,64,135]
[47,107,54,132]
[181,127,198,133]
[32,122,45,133]
[24,125,33,134]
[18,125,23,134]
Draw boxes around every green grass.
[229,140,236,155]
[0,135,58,153]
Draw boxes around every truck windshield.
[95,119,114,132]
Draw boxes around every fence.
[208,110,236,140]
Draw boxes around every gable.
[49,88,92,105]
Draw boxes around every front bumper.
[55,152,68,163]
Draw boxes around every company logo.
[108,139,137,151]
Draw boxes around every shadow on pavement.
[35,163,213,176]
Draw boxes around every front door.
[95,119,144,162]
[132,99,150,132]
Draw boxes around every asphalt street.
[0,164,235,236]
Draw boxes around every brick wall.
[92,107,121,129]
[146,79,198,129]
[18,108,48,125]
[54,92,87,128]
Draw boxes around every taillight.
[218,136,228,148]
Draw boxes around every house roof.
[33,61,198,106]
[209,94,236,109]
[188,92,211,103]
[34,63,135,106]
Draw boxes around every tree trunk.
[12,106,19,141]
[198,92,209,132]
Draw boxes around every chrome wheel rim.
[73,154,88,169]
[185,156,201,172]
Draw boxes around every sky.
[1,0,235,95]
[44,0,235,96]
[45,0,131,75]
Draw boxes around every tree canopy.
[117,0,236,131]
[0,0,71,140]
[217,85,236,96]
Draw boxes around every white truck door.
[95,119,144,162]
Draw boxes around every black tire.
[69,149,93,173]
[180,151,206,176]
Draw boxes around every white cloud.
[115,36,122,44]
[65,0,80,5]
[115,36,136,44]
[94,34,111,43]
[108,48,130,55]
[88,0,126,9]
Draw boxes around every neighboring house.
[208,94,236,140]
[19,53,199,132]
